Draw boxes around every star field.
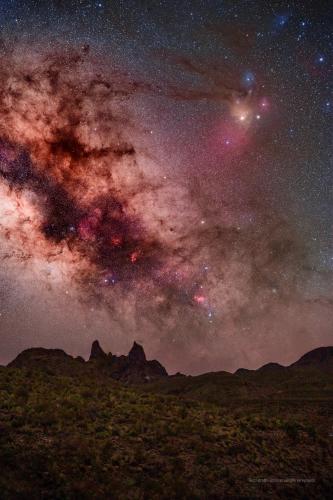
[0,0,331,374]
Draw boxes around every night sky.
[0,0,332,374]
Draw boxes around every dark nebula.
[0,1,331,373]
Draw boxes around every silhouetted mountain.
[89,341,167,383]
[8,347,84,375]
[89,340,108,361]
[141,346,333,404]
[291,346,333,370]
[128,341,146,363]
[234,346,333,376]
[257,362,285,373]
[9,341,168,384]
[234,367,252,376]
[7,344,333,391]
[2,358,332,499]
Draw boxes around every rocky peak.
[9,348,72,368]
[89,340,107,361]
[292,346,333,368]
[128,341,146,363]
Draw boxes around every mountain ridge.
[8,340,168,384]
[2,341,333,497]
[6,342,333,386]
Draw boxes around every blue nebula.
[242,71,255,88]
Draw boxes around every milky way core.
[0,2,332,374]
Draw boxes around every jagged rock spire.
[89,340,107,361]
[128,341,146,363]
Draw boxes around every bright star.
[242,71,255,88]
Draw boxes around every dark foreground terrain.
[0,343,332,499]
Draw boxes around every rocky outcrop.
[9,347,72,367]
[89,341,168,383]
[128,341,146,363]
[89,340,108,361]
[8,347,84,376]
[291,346,333,370]
[8,341,168,383]
[8,343,333,385]
[235,346,333,376]
[257,362,285,373]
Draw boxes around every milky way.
[0,1,332,373]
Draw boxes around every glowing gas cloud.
[0,41,331,374]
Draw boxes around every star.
[242,71,255,88]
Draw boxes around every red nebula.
[130,251,140,263]
[193,294,206,304]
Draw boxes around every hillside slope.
[0,365,332,499]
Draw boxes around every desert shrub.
[283,421,300,441]
[306,425,317,440]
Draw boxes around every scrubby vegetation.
[0,366,332,498]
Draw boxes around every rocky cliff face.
[88,340,168,383]
[8,344,333,384]
[9,341,168,383]
[128,342,146,363]
[89,340,108,361]
[8,347,86,376]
